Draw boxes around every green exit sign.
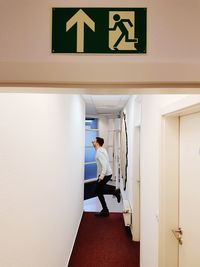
[52,8,147,54]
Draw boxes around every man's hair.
[96,137,104,146]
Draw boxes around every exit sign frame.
[52,7,147,54]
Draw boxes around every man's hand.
[98,175,104,182]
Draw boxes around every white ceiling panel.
[82,95,130,115]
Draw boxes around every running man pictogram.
[109,12,138,51]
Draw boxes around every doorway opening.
[83,95,130,213]
[82,94,141,244]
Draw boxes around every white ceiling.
[82,95,130,115]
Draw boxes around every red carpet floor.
[68,212,140,267]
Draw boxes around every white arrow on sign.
[66,9,95,53]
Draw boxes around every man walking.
[92,137,121,217]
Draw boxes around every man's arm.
[121,19,133,27]
[97,152,107,180]
[109,23,118,31]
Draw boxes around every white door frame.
[131,96,141,241]
[159,96,200,267]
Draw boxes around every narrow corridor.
[68,212,139,267]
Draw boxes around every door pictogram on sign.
[109,11,138,51]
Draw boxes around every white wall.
[98,117,114,172]
[122,96,135,204]
[98,117,108,148]
[122,96,140,241]
[0,0,200,84]
[123,94,192,267]
[0,93,85,267]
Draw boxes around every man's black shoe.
[95,209,109,217]
[115,188,121,203]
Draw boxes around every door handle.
[172,227,183,245]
